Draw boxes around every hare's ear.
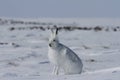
[51,28,59,35]
[51,28,54,35]
[55,28,59,35]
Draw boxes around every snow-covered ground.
[0,18,120,80]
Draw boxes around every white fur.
[48,29,83,75]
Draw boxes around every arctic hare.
[48,28,83,75]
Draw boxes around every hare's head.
[49,28,59,48]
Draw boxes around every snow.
[0,18,120,80]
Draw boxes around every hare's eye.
[53,40,56,42]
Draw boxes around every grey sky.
[0,0,120,18]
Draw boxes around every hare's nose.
[49,43,52,47]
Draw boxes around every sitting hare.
[48,28,83,75]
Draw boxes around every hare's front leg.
[53,66,59,75]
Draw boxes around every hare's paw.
[52,66,59,75]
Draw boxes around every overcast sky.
[0,0,120,18]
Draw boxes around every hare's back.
[60,44,83,74]
[60,44,82,63]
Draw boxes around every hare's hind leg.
[53,66,59,75]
